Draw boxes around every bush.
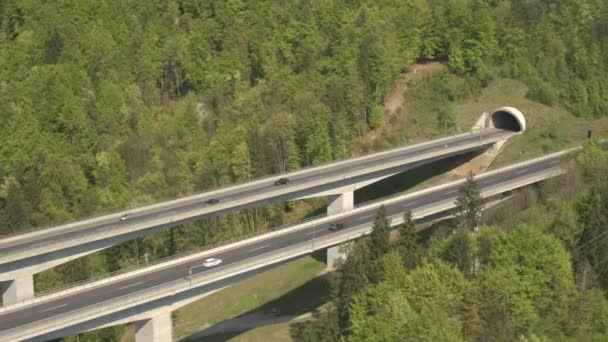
[368,105,385,129]
[527,80,558,106]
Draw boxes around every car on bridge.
[329,223,345,232]
[202,258,222,267]
[274,177,290,186]
[120,213,133,221]
[205,198,220,205]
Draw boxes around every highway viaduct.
[0,148,570,342]
[0,107,526,306]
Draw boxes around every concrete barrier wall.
[0,148,570,312]
[0,129,506,245]
[0,131,513,267]
[0,166,564,341]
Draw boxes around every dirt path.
[354,62,444,154]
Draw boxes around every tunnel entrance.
[487,107,526,133]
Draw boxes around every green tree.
[398,210,421,270]
[456,172,483,231]
[443,229,472,277]
[369,205,391,260]
[332,240,372,333]
[478,225,576,339]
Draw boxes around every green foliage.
[398,210,421,270]
[478,225,576,338]
[369,205,391,260]
[457,172,483,231]
[367,105,384,130]
[2,1,608,339]
[442,229,473,277]
[331,240,372,333]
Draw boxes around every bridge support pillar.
[1,275,34,305]
[326,242,350,270]
[327,191,354,215]
[135,311,173,342]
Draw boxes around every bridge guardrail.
[0,129,504,241]
[0,149,567,312]
[0,167,564,341]
[0,131,512,265]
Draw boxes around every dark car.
[205,198,220,205]
[274,177,290,186]
[329,223,345,232]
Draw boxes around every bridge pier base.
[135,311,172,342]
[1,275,34,305]
[327,191,354,215]
[326,243,350,270]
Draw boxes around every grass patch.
[453,78,608,167]
[172,255,329,340]
[190,319,303,342]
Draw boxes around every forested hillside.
[1,0,607,340]
[298,145,608,341]
[1,0,608,311]
[1,0,607,237]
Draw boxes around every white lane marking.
[249,244,271,252]
[403,201,418,206]
[118,281,144,290]
[31,241,54,248]
[40,303,68,313]
[515,168,529,175]
[445,190,458,195]
[97,225,115,231]
[480,178,493,184]
[549,160,560,165]
[156,210,177,218]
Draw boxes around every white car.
[202,258,222,267]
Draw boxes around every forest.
[1,0,608,339]
[298,144,608,341]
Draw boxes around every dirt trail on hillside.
[354,62,443,154]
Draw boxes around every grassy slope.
[454,79,608,167]
[173,256,328,340]
[119,75,608,341]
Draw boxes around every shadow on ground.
[179,253,332,341]
[355,150,483,204]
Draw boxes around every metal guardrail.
[0,129,505,240]
[21,147,571,298]
[0,130,512,266]
[0,167,564,341]
[34,212,329,297]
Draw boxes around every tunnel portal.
[487,107,526,133]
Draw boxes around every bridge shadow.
[355,150,483,204]
[296,151,483,221]
[178,253,332,341]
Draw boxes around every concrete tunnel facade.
[486,107,526,133]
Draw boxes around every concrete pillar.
[135,311,173,342]
[327,191,354,215]
[1,275,34,305]
[326,243,350,270]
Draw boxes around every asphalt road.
[0,128,513,258]
[0,153,561,333]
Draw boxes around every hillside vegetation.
[1,1,608,339]
[298,145,608,341]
